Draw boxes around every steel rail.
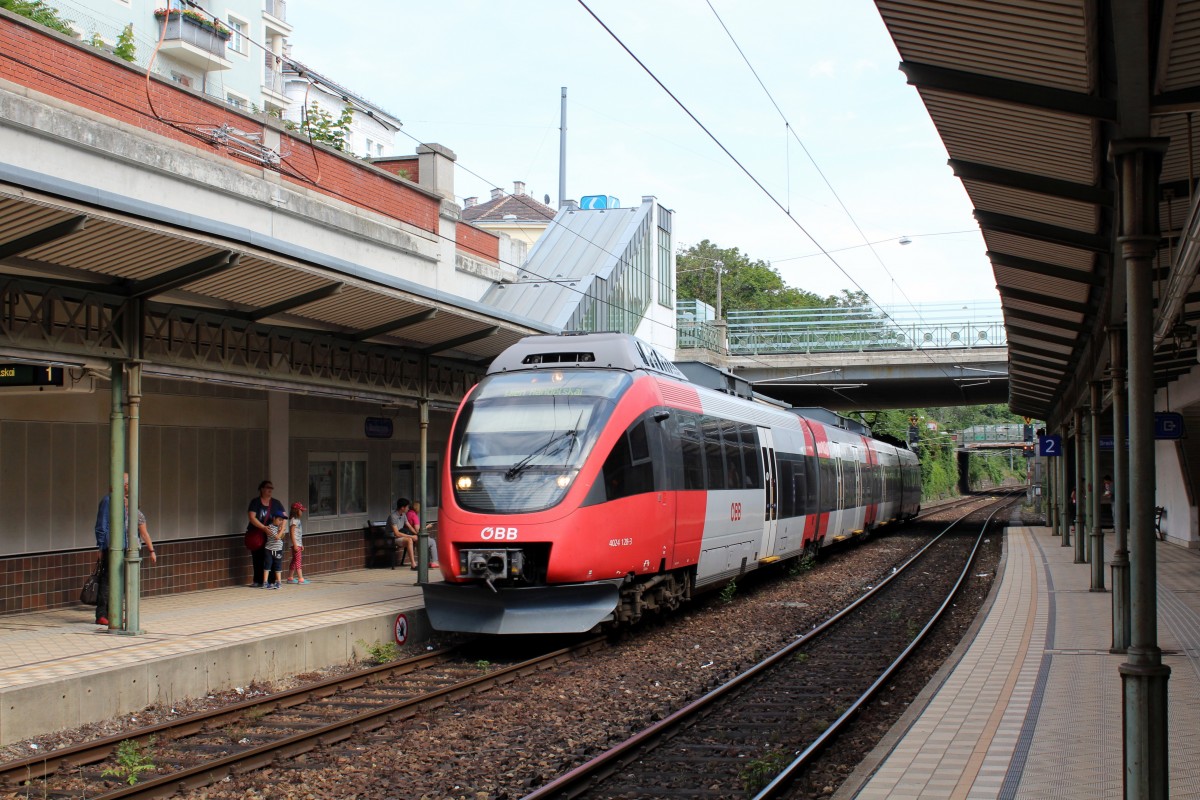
[0,645,461,787]
[520,494,1019,800]
[5,639,605,799]
[752,495,1019,799]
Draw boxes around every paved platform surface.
[0,567,432,745]
[840,526,1200,799]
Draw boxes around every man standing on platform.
[94,473,156,627]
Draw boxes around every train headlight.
[555,474,572,489]
[456,475,473,491]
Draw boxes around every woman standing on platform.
[245,481,284,587]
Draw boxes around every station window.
[308,453,366,517]
[391,459,439,510]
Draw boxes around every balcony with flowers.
[153,7,233,71]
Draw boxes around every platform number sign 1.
[1038,435,1062,457]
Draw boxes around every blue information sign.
[1038,435,1062,457]
[364,417,393,439]
[1155,412,1185,440]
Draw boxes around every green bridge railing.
[677,301,1006,355]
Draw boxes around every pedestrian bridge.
[675,301,1010,410]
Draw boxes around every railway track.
[1,491,1014,800]
[521,494,1020,799]
[1,638,604,799]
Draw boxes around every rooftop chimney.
[514,181,526,196]
[490,188,504,201]
[464,197,477,207]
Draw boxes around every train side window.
[599,419,656,501]
[678,412,705,491]
[722,421,745,488]
[777,455,795,518]
[741,424,762,488]
[700,416,726,490]
[805,454,820,516]
[819,458,837,512]
[629,417,651,461]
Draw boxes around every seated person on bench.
[387,498,418,569]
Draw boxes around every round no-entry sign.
[394,613,408,645]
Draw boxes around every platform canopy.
[874,0,1200,420]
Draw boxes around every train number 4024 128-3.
[608,537,633,547]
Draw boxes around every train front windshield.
[451,370,631,513]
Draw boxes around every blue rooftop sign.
[580,195,619,210]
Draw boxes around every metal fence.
[960,424,1030,443]
[676,302,1007,355]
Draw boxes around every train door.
[758,426,779,558]
[829,442,846,542]
[849,444,864,533]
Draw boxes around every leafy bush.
[356,638,400,665]
[1,0,76,36]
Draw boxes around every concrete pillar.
[1049,453,1060,536]
[416,143,457,201]
[417,399,430,584]
[1074,408,1087,563]
[1090,381,1106,590]
[268,391,289,505]
[122,362,144,635]
[106,363,126,632]
[1113,139,1170,800]
[1060,434,1071,548]
[1109,324,1131,652]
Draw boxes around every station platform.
[839,526,1200,799]
[0,567,433,746]
[2,529,1198,800]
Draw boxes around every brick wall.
[0,14,439,233]
[0,531,376,616]
[457,222,500,262]
[374,157,419,183]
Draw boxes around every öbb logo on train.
[730,502,742,521]
[480,526,519,540]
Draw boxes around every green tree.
[860,405,1027,497]
[1,0,76,36]
[298,100,354,152]
[113,23,136,62]
[678,240,861,315]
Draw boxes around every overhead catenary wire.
[578,0,967,397]
[5,5,958,409]
[701,0,978,383]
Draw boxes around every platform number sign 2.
[1038,435,1062,458]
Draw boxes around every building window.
[365,137,374,158]
[658,207,673,308]
[308,453,367,517]
[225,90,248,109]
[227,15,248,56]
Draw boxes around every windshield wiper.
[505,417,582,481]
[504,429,578,481]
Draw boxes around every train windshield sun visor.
[450,370,630,513]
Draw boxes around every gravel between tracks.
[2,498,1027,799]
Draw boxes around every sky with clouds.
[284,1,998,312]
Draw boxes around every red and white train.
[423,333,921,634]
